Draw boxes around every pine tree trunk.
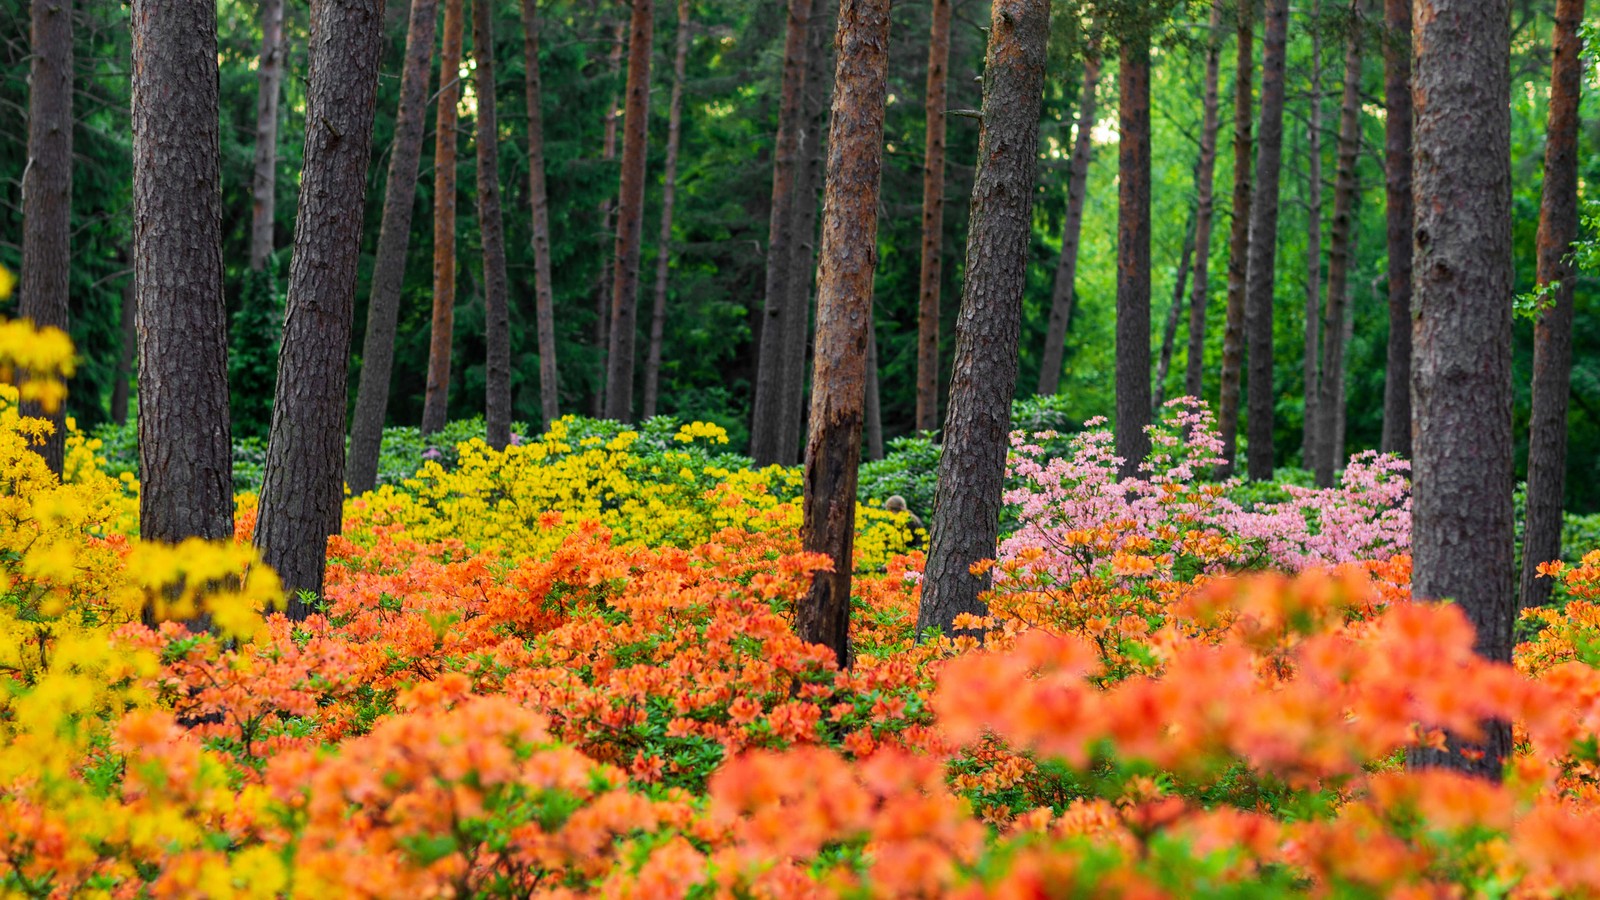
[248,0,285,271]
[1519,0,1585,608]
[1314,14,1363,488]
[133,0,232,548]
[917,0,1049,639]
[591,20,624,417]
[476,0,514,448]
[774,0,836,465]
[1154,213,1196,413]
[1115,34,1153,479]
[422,0,464,436]
[523,0,561,425]
[1184,0,1225,402]
[1380,0,1413,457]
[255,0,386,612]
[20,0,72,476]
[1217,0,1253,476]
[347,0,440,495]
[915,0,951,432]
[1407,0,1514,779]
[111,268,134,425]
[1302,0,1323,471]
[865,319,884,461]
[1037,49,1100,397]
[798,0,893,668]
[603,0,655,422]
[751,0,818,464]
[642,0,691,420]
[1243,0,1288,481]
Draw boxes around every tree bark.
[1380,0,1413,457]
[524,0,561,425]
[1115,33,1153,479]
[20,0,73,476]
[1243,0,1288,481]
[642,0,691,420]
[133,0,232,547]
[1519,0,1585,608]
[1037,48,1101,397]
[591,20,625,417]
[1154,213,1196,412]
[476,0,514,448]
[255,0,386,612]
[1313,12,1363,488]
[799,0,893,668]
[1217,0,1253,476]
[1407,0,1514,779]
[347,0,440,494]
[751,0,818,464]
[422,0,464,436]
[603,0,655,422]
[917,0,1050,639]
[915,0,952,432]
[111,268,134,425]
[1184,0,1225,402]
[248,0,286,271]
[1302,0,1324,471]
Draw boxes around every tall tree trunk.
[774,0,836,465]
[248,0,285,271]
[1037,48,1101,397]
[1243,0,1288,481]
[751,0,818,464]
[1184,0,1225,402]
[865,319,884,461]
[917,0,1050,639]
[591,20,624,416]
[798,0,892,668]
[642,0,691,420]
[1217,0,1253,476]
[20,0,72,476]
[524,0,561,425]
[111,269,134,425]
[422,0,464,435]
[133,0,232,548]
[1115,34,1153,479]
[1380,0,1413,456]
[1519,0,1585,608]
[603,0,655,422]
[915,0,952,432]
[1154,213,1196,412]
[347,0,440,495]
[1313,13,1363,488]
[1302,0,1323,470]
[477,0,514,448]
[1407,0,1514,779]
[255,0,385,612]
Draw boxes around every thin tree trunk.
[751,0,818,463]
[1519,0,1586,608]
[20,0,72,476]
[603,0,655,422]
[524,0,560,425]
[422,0,464,436]
[255,0,386,612]
[347,0,440,494]
[1115,33,1153,479]
[1184,0,1225,402]
[1302,0,1323,470]
[917,0,1050,639]
[1037,48,1101,397]
[476,0,514,448]
[1407,0,1514,779]
[798,0,892,668]
[915,0,952,432]
[111,268,134,425]
[865,318,884,461]
[1154,213,1196,412]
[133,0,232,549]
[591,20,624,416]
[1217,0,1253,476]
[1332,279,1352,467]
[248,0,285,271]
[1380,0,1413,456]
[1314,13,1363,488]
[1243,0,1288,481]
[642,0,691,420]
[774,0,836,465]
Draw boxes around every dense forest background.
[1,0,1596,506]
